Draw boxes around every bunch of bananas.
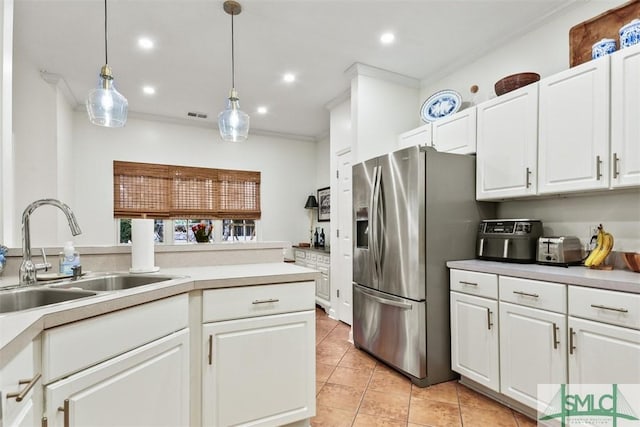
[584,224,614,268]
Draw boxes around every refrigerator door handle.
[372,165,383,281]
[356,285,413,310]
[370,165,380,283]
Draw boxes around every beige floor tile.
[310,405,355,427]
[358,388,410,422]
[408,396,461,427]
[327,365,372,392]
[316,383,365,415]
[316,381,325,396]
[353,412,408,426]
[411,380,459,405]
[316,341,350,366]
[368,364,412,397]
[514,410,537,427]
[457,383,513,415]
[316,363,335,382]
[338,348,376,371]
[460,405,518,427]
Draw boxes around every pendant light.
[218,0,250,142]
[86,0,128,127]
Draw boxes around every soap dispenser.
[59,241,80,275]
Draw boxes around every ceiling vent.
[187,111,208,119]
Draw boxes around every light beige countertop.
[0,262,319,364]
[447,259,640,294]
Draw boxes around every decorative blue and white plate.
[420,89,462,123]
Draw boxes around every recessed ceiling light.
[143,86,156,95]
[380,32,395,45]
[283,73,296,83]
[138,37,154,50]
[257,106,268,114]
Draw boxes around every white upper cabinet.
[538,57,610,194]
[432,107,477,154]
[611,43,640,188]
[398,123,432,150]
[476,83,539,200]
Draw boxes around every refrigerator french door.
[352,145,491,386]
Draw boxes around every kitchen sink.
[0,288,97,314]
[52,274,178,292]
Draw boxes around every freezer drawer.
[353,283,426,380]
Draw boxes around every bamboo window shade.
[113,161,261,219]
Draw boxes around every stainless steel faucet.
[19,199,82,285]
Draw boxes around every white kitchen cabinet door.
[500,302,566,409]
[202,311,315,427]
[398,123,432,149]
[611,43,640,188]
[316,264,331,303]
[44,329,189,427]
[476,84,538,200]
[568,317,640,385]
[432,106,476,154]
[538,57,610,194]
[1,338,40,427]
[450,292,500,391]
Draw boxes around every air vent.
[187,111,208,119]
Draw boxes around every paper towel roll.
[130,219,159,273]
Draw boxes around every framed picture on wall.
[317,187,330,222]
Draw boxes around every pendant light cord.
[231,12,235,90]
[104,0,108,65]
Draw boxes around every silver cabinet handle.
[252,298,280,304]
[208,335,213,365]
[42,417,48,427]
[526,167,532,188]
[596,155,602,180]
[460,281,478,286]
[590,304,628,313]
[486,308,493,330]
[569,327,576,355]
[6,373,41,402]
[613,153,620,178]
[58,399,70,427]
[552,322,560,350]
[513,290,539,298]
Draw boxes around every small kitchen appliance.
[537,236,583,266]
[477,219,543,263]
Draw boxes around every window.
[113,161,261,245]
[113,161,261,219]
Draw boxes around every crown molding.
[344,62,420,89]
[39,70,79,106]
[324,89,350,111]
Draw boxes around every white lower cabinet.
[294,248,331,311]
[43,329,190,427]
[201,283,316,427]
[499,302,566,408]
[0,337,41,427]
[450,291,499,392]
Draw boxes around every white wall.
[71,114,317,246]
[352,73,418,163]
[314,135,330,244]
[0,0,14,245]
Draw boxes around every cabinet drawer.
[569,286,640,330]
[450,269,498,299]
[43,294,188,384]
[499,276,566,313]
[294,250,306,261]
[203,281,316,322]
[317,255,330,267]
[308,253,317,262]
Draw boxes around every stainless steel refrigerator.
[352,145,494,387]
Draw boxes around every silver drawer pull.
[252,298,280,305]
[590,304,628,313]
[6,373,41,402]
[513,290,539,298]
[460,281,478,286]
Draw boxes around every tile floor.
[312,308,537,427]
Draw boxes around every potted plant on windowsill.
[192,223,212,243]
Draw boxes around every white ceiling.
[14,0,575,140]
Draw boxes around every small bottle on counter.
[59,241,80,275]
[313,228,319,248]
[319,228,325,248]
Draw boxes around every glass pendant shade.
[218,89,249,142]
[86,65,128,127]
